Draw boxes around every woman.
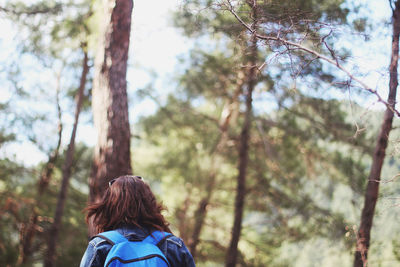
[80,175,195,267]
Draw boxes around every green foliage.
[352,17,368,32]
[0,142,92,266]
[134,81,381,265]
[0,1,94,265]
[1,0,94,113]
[0,0,399,266]
[133,1,398,266]
[2,0,91,59]
[0,157,30,266]
[54,146,91,266]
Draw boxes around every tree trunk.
[44,47,89,267]
[225,5,258,265]
[176,193,192,243]
[89,0,133,235]
[353,2,400,267]
[189,80,243,259]
[17,69,63,266]
[189,172,216,259]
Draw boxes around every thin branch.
[225,1,400,117]
[0,4,62,16]
[369,173,400,184]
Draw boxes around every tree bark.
[188,78,243,259]
[353,2,400,267]
[17,69,63,266]
[44,47,89,267]
[176,193,192,243]
[189,172,216,259]
[89,0,133,234]
[225,3,258,265]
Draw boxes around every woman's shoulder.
[89,236,112,247]
[79,236,112,267]
[165,234,184,247]
[160,234,196,267]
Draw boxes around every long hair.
[85,175,171,234]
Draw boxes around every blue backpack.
[97,230,172,267]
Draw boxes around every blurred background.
[1,0,400,266]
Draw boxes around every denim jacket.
[79,225,196,267]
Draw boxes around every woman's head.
[85,175,171,234]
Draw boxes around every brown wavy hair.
[85,175,171,234]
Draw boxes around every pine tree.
[89,0,133,235]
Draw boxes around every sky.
[0,0,396,166]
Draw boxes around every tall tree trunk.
[89,0,133,236]
[189,78,243,259]
[17,69,63,266]
[44,47,89,267]
[225,3,258,265]
[189,172,217,259]
[176,192,192,243]
[354,2,400,266]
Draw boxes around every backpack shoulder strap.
[97,230,127,245]
[144,230,173,246]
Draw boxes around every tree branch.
[0,2,62,16]
[225,0,400,117]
